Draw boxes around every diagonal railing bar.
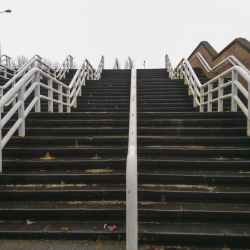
[0,54,76,80]
[0,55,104,172]
[126,64,138,250]
[165,55,250,136]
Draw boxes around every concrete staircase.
[0,69,250,248]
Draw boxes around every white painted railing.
[0,55,104,172]
[165,55,250,136]
[193,52,250,74]
[126,65,137,250]
[0,54,75,80]
[0,55,12,68]
[0,55,15,79]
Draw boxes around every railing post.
[0,88,3,112]
[0,112,2,173]
[188,68,191,96]
[35,71,41,112]
[82,64,86,86]
[73,80,77,108]
[4,67,7,79]
[193,77,197,107]
[87,62,90,80]
[18,84,25,137]
[48,79,53,113]
[67,89,71,113]
[78,74,82,96]
[207,83,213,112]
[58,84,63,112]
[126,67,138,250]
[200,86,204,112]
[248,81,250,136]
[218,77,224,112]
[231,70,238,112]
[70,56,74,69]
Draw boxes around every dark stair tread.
[1,221,250,245]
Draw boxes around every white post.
[35,71,41,112]
[200,87,204,112]
[87,62,90,80]
[67,89,71,113]
[58,84,63,112]
[247,82,250,136]
[126,67,138,250]
[73,80,77,108]
[70,56,74,69]
[207,83,213,112]
[0,88,3,112]
[18,85,25,137]
[231,70,238,112]
[82,64,86,86]
[0,112,2,173]
[78,75,82,96]
[193,78,197,107]
[48,79,53,112]
[218,77,224,112]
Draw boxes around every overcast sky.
[1,0,250,70]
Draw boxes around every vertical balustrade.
[35,71,41,112]
[48,79,53,112]
[218,77,224,112]
[58,84,63,112]
[207,82,213,112]
[248,82,250,136]
[18,85,25,137]
[231,70,238,112]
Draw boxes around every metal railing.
[0,55,16,79]
[193,52,250,74]
[126,65,138,250]
[165,55,250,136]
[0,55,104,172]
[0,54,75,80]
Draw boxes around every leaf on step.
[62,228,68,230]
[107,225,117,231]
[150,247,159,250]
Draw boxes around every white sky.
[1,0,250,69]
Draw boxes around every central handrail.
[0,55,104,172]
[126,65,138,250]
[165,55,250,136]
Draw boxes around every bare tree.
[113,58,121,69]
[42,58,55,70]
[10,55,28,70]
[54,61,60,70]
[125,56,133,69]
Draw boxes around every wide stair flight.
[0,68,250,248]
[0,69,130,241]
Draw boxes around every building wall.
[188,38,250,89]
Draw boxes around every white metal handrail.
[165,55,250,136]
[0,54,12,68]
[16,54,73,79]
[0,54,75,80]
[194,52,250,75]
[0,55,104,172]
[126,64,137,250]
[0,55,16,79]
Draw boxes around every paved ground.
[0,240,237,250]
